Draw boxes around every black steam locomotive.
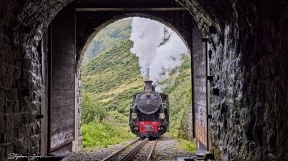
[129,80,169,138]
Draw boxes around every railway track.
[101,138,158,161]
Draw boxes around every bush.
[82,93,106,124]
[107,111,129,123]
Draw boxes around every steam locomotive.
[129,80,169,138]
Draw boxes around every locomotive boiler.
[129,80,169,138]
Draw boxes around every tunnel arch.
[13,1,223,49]
[0,0,242,158]
[48,3,198,154]
[76,11,195,152]
[0,0,241,156]
[79,15,193,150]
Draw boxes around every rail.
[146,139,158,161]
[101,138,140,161]
[120,138,149,161]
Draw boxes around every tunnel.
[0,0,288,160]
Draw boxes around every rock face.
[1,0,288,161]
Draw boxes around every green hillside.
[81,39,144,149]
[82,39,144,114]
[83,18,132,65]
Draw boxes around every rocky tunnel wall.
[0,0,43,159]
[177,0,288,160]
[0,0,72,160]
[0,0,288,160]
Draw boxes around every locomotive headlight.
[131,113,137,119]
[159,113,165,119]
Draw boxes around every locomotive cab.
[129,80,169,138]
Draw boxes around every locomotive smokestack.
[144,80,153,91]
[144,80,153,96]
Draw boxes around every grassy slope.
[81,19,143,149]
[81,40,144,149]
[83,19,132,65]
[82,39,144,113]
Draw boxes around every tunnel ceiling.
[71,0,232,26]
[72,0,179,8]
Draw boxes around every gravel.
[61,135,195,161]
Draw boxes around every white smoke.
[130,17,164,77]
[130,17,188,90]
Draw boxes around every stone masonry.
[177,0,288,160]
[0,0,72,160]
[1,0,288,161]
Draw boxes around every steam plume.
[130,17,188,90]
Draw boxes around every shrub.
[82,93,106,124]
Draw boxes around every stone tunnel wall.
[178,0,288,160]
[0,0,42,159]
[0,0,72,160]
[237,0,288,160]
